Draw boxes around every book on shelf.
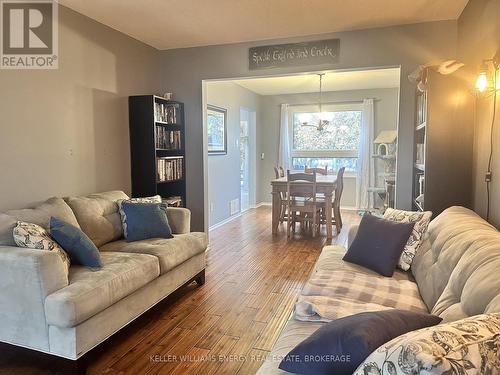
[154,102,180,124]
[155,127,181,150]
[157,156,183,182]
[416,144,425,164]
[162,196,183,207]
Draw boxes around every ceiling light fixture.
[302,73,330,131]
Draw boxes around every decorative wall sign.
[249,39,340,70]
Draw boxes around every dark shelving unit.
[412,70,473,216]
[128,95,186,207]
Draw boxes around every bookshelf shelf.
[129,95,186,207]
[156,179,184,184]
[155,121,183,127]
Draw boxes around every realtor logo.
[1,0,58,69]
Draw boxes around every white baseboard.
[208,212,244,231]
[208,201,272,230]
[254,202,271,207]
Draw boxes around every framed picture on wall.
[207,105,227,154]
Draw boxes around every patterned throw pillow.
[353,313,500,375]
[13,221,71,279]
[383,208,432,271]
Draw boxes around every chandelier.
[302,73,330,131]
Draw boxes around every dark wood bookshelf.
[128,95,186,207]
[411,70,473,216]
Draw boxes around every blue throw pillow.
[279,309,442,375]
[50,217,102,268]
[343,214,414,277]
[120,202,173,242]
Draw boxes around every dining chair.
[274,166,280,179]
[304,166,328,176]
[286,171,322,238]
[318,167,345,233]
[274,166,288,223]
[278,166,285,178]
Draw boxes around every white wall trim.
[254,202,272,207]
[208,202,272,231]
[209,212,244,231]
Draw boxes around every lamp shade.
[476,71,489,93]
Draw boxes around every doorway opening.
[204,67,401,230]
[240,107,256,213]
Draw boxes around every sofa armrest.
[166,207,191,234]
[0,246,68,351]
[347,224,359,249]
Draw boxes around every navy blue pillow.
[343,214,414,277]
[279,309,442,375]
[121,202,173,242]
[50,217,102,268]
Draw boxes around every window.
[290,104,362,173]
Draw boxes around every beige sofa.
[257,206,500,374]
[0,191,208,360]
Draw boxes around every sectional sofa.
[257,206,500,374]
[0,191,208,360]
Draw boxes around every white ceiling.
[58,0,469,50]
[231,68,400,96]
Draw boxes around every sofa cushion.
[257,245,429,375]
[411,206,498,312]
[280,309,441,375]
[353,313,500,375]
[0,197,80,246]
[296,246,428,323]
[45,252,160,328]
[50,217,102,269]
[313,245,414,282]
[343,214,414,277]
[13,221,71,281]
[430,223,500,321]
[65,191,129,247]
[99,232,207,275]
[256,319,325,375]
[383,208,432,271]
[120,202,173,242]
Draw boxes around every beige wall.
[458,0,500,227]
[0,6,160,211]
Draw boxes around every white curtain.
[278,103,291,170]
[356,99,375,210]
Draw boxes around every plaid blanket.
[295,269,428,322]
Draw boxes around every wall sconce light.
[475,53,500,95]
[475,52,499,223]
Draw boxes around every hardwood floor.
[0,207,358,375]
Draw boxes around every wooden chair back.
[334,167,346,204]
[274,166,280,179]
[304,166,328,175]
[286,170,317,202]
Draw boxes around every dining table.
[271,175,338,239]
